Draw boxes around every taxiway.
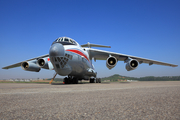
[0,81,180,119]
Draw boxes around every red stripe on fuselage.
[66,49,90,62]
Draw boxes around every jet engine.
[37,58,49,69]
[125,59,139,71]
[21,61,41,72]
[106,56,117,69]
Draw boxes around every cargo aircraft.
[2,37,178,84]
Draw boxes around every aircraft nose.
[49,43,65,57]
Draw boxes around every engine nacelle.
[37,58,49,69]
[21,61,41,72]
[125,59,139,71]
[106,56,117,69]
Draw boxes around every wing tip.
[172,65,178,67]
[2,67,8,69]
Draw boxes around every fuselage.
[49,37,96,80]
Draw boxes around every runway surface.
[0,81,180,120]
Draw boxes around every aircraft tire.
[69,79,73,84]
[93,78,95,83]
[64,77,72,84]
[64,77,68,84]
[73,78,78,84]
[96,78,99,83]
[90,78,94,83]
[90,79,92,83]
[99,78,101,83]
[95,78,101,83]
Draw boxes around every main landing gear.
[63,76,78,84]
[63,77,101,84]
[96,78,101,83]
[90,78,101,83]
[50,73,101,84]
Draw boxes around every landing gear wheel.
[64,77,69,84]
[99,78,101,83]
[90,78,95,83]
[96,78,101,83]
[73,77,78,84]
[96,78,99,83]
[64,76,78,84]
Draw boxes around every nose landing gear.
[49,72,58,84]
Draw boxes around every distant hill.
[138,76,180,81]
[101,74,137,82]
[101,74,180,81]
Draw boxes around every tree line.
[101,74,180,81]
[138,76,180,81]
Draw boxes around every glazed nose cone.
[49,43,65,57]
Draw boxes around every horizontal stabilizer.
[81,42,111,48]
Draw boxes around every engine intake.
[106,56,117,69]
[38,59,45,67]
[37,58,49,69]
[125,59,139,71]
[21,61,41,72]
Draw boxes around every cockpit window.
[64,38,69,42]
[54,37,77,45]
[60,37,63,41]
[55,38,63,42]
[70,39,73,43]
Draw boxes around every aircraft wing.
[89,48,178,67]
[2,54,49,69]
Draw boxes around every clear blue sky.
[0,0,180,79]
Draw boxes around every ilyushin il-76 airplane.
[2,37,178,84]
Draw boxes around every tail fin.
[81,42,111,48]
